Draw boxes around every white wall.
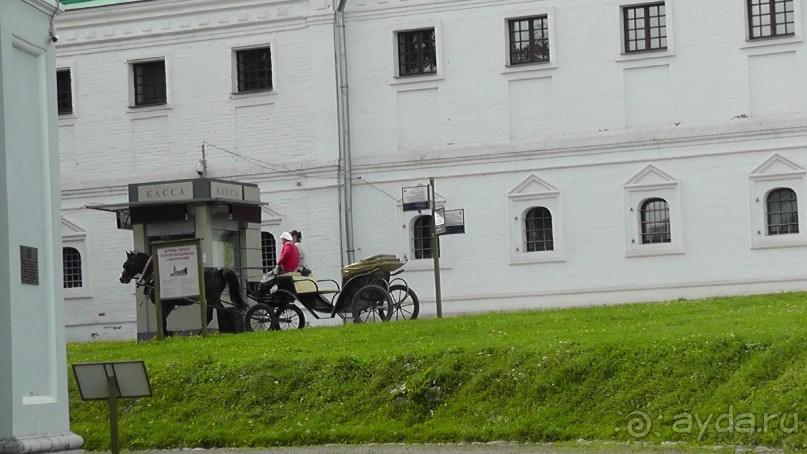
[54,0,807,340]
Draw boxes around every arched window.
[524,207,553,252]
[63,247,82,288]
[261,231,277,273]
[767,188,799,235]
[640,198,671,244]
[413,215,435,259]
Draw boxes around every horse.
[119,251,248,336]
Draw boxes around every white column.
[0,1,83,452]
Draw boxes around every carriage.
[244,254,420,331]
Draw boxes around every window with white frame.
[749,153,806,248]
[235,46,272,93]
[397,28,437,77]
[63,247,82,289]
[131,60,166,107]
[261,231,277,273]
[624,164,683,257]
[747,0,795,39]
[508,15,550,65]
[508,174,564,264]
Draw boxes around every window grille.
[413,216,435,259]
[63,247,82,289]
[509,16,550,65]
[236,47,273,93]
[398,29,437,76]
[767,188,799,235]
[623,3,667,53]
[640,198,671,244]
[57,69,73,115]
[524,207,554,252]
[261,231,277,273]
[132,60,167,106]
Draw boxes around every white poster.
[156,244,201,299]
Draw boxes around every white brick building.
[55,0,807,341]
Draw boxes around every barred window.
[640,198,671,244]
[748,0,795,39]
[413,215,436,259]
[236,47,273,93]
[63,247,82,289]
[56,69,73,115]
[261,231,277,273]
[623,3,667,53]
[524,207,554,252]
[132,60,166,106]
[509,16,550,65]
[767,188,799,235]
[398,29,437,76]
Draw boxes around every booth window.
[57,69,73,115]
[524,207,554,252]
[767,187,799,235]
[261,231,277,272]
[412,215,438,259]
[236,47,273,93]
[132,60,167,106]
[63,247,83,288]
[640,198,671,244]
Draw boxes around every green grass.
[68,292,807,451]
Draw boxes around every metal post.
[198,250,208,337]
[106,366,119,454]
[429,177,442,318]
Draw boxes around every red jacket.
[277,240,300,273]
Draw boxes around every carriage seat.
[292,274,339,295]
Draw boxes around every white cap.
[280,232,293,241]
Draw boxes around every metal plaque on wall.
[20,246,39,285]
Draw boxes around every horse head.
[120,251,152,284]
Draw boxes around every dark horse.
[119,251,248,336]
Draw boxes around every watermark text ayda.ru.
[627,406,799,440]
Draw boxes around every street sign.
[439,209,465,235]
[402,185,430,211]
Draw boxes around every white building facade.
[55,0,807,341]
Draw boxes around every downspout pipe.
[335,0,355,264]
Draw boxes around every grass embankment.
[68,292,807,451]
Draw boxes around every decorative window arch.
[623,163,683,257]
[524,206,553,252]
[63,247,83,289]
[749,153,806,249]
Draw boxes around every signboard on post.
[436,208,465,235]
[402,185,430,211]
[151,239,207,339]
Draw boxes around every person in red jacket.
[251,231,299,299]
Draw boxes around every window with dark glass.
[63,247,82,288]
[509,16,550,65]
[767,188,799,235]
[524,207,554,252]
[413,215,437,259]
[261,231,277,273]
[623,3,667,53]
[236,47,273,93]
[640,198,671,244]
[398,29,437,76]
[132,60,167,106]
[748,0,795,39]
[56,69,72,115]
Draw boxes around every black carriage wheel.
[275,304,305,330]
[388,284,420,321]
[351,284,393,323]
[244,303,278,332]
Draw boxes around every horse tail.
[222,269,248,309]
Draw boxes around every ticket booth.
[91,177,263,339]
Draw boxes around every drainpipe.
[336,0,355,264]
